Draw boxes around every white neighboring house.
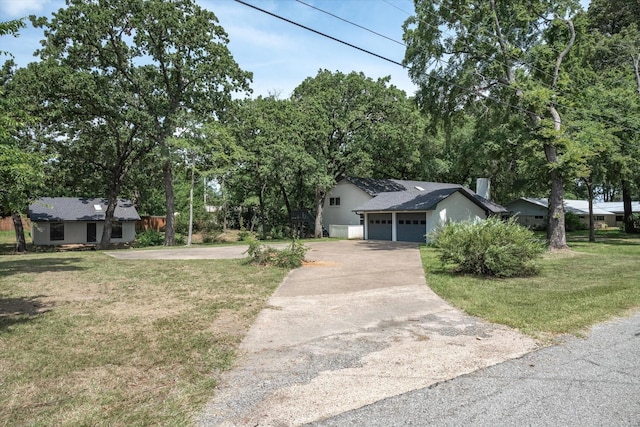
[323,177,506,242]
[506,198,640,229]
[29,197,140,245]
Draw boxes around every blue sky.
[0,0,418,97]
[1,0,591,98]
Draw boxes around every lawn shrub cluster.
[134,229,164,247]
[431,217,545,277]
[245,236,309,268]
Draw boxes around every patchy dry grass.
[0,251,287,426]
[422,232,640,338]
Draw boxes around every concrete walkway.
[196,240,539,426]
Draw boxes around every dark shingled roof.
[348,178,507,214]
[345,177,406,196]
[29,197,141,222]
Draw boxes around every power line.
[295,0,406,47]
[233,0,403,68]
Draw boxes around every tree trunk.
[622,182,634,233]
[547,168,568,249]
[314,187,325,238]
[99,189,119,250]
[187,160,195,246]
[162,156,176,246]
[279,183,294,230]
[257,183,268,239]
[586,179,595,243]
[12,212,27,253]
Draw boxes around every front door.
[87,223,97,243]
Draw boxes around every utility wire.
[233,0,403,67]
[233,0,640,139]
[295,0,406,47]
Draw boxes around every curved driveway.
[185,240,538,426]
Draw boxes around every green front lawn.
[422,231,640,337]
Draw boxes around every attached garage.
[367,213,392,240]
[353,183,507,243]
[397,213,427,242]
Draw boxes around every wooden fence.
[0,216,30,232]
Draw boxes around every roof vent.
[414,186,424,191]
[94,204,103,211]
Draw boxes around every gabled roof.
[29,197,141,222]
[346,178,507,214]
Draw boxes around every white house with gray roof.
[322,177,507,242]
[29,197,140,245]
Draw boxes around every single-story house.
[506,198,640,229]
[29,197,141,245]
[322,177,507,242]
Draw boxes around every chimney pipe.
[476,178,491,200]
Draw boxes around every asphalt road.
[311,311,640,427]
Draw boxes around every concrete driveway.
[190,240,538,426]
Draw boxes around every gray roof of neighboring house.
[347,178,507,214]
[509,198,637,216]
[29,197,141,222]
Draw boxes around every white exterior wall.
[427,192,486,235]
[323,180,371,228]
[31,221,136,245]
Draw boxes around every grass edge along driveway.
[421,232,640,338]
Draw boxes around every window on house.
[375,220,380,224]
[50,223,64,241]
[399,220,405,225]
[370,219,374,224]
[534,216,544,220]
[413,220,419,225]
[420,220,426,225]
[329,197,341,207]
[360,214,364,225]
[112,222,123,239]
[594,215,605,221]
[616,215,624,222]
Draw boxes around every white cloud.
[0,0,54,18]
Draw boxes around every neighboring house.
[506,198,640,229]
[322,177,507,242]
[29,197,141,245]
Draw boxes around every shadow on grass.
[0,295,53,331]
[0,257,86,278]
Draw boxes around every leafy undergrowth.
[421,234,640,338]
[0,252,287,426]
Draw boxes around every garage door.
[397,213,427,242]
[368,213,392,240]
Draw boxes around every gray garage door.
[368,213,392,240]
[397,213,427,242]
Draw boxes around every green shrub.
[431,217,545,277]
[565,211,587,231]
[135,229,164,247]
[238,227,256,242]
[201,229,223,244]
[244,236,309,268]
